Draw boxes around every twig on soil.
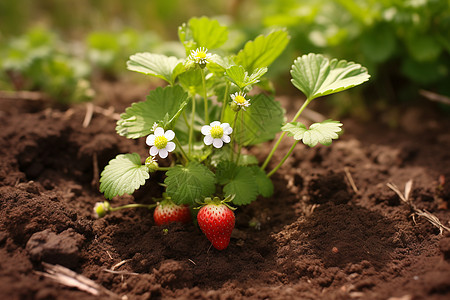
[0,90,48,101]
[91,152,99,189]
[82,102,95,128]
[419,89,450,105]
[95,106,120,120]
[103,269,139,276]
[344,167,359,194]
[36,262,120,299]
[106,250,113,260]
[111,260,130,271]
[83,103,121,128]
[386,180,450,234]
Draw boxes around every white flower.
[201,121,233,148]
[230,91,250,110]
[146,127,176,159]
[188,47,212,65]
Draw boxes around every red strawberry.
[153,199,191,226]
[197,202,235,250]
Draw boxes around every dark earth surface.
[1,80,450,300]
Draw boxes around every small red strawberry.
[197,199,235,250]
[153,199,191,226]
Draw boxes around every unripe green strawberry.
[197,203,235,250]
[153,199,191,226]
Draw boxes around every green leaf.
[116,85,188,139]
[127,53,183,85]
[360,24,396,63]
[178,22,196,54]
[238,154,259,166]
[405,34,442,62]
[234,30,290,73]
[189,17,228,50]
[164,161,216,205]
[249,166,274,198]
[216,161,238,185]
[178,69,203,95]
[216,161,258,205]
[223,93,285,146]
[99,153,149,200]
[225,65,268,89]
[401,58,445,84]
[210,148,258,167]
[290,53,370,101]
[282,120,343,147]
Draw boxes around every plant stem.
[220,82,230,122]
[110,203,156,212]
[182,110,190,131]
[174,137,189,163]
[189,96,196,155]
[267,140,299,177]
[230,111,239,161]
[157,166,171,171]
[261,98,312,170]
[235,110,244,164]
[200,68,209,124]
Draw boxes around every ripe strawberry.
[153,199,191,226]
[197,202,235,250]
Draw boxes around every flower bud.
[94,201,110,218]
[230,101,241,112]
[145,156,159,172]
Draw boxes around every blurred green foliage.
[250,0,449,99]
[0,0,228,39]
[0,0,449,108]
[0,28,94,103]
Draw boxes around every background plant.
[0,28,94,103]
[248,0,449,111]
[2,0,447,111]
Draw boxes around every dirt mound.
[1,86,449,299]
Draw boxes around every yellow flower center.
[210,126,224,139]
[154,136,168,149]
[195,51,207,59]
[234,95,246,104]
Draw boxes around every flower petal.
[154,127,164,136]
[150,146,159,156]
[164,130,175,141]
[213,138,224,148]
[221,123,232,133]
[210,121,221,127]
[223,124,233,135]
[146,135,156,146]
[204,135,213,145]
[159,149,168,158]
[222,135,231,143]
[201,125,211,135]
[166,142,176,152]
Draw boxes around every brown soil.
[1,81,450,300]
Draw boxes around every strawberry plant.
[97,16,370,250]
